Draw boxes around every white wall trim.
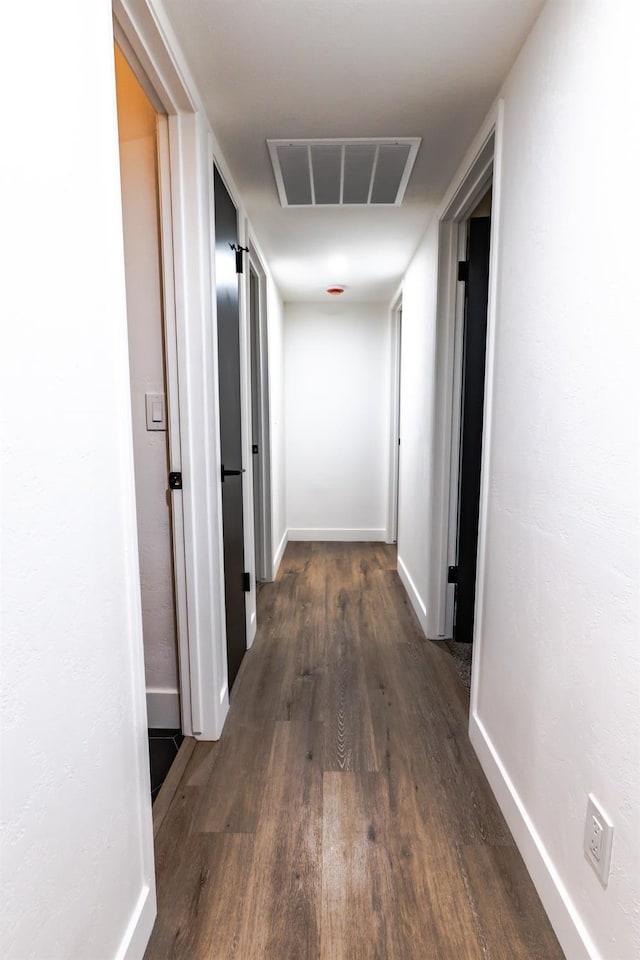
[170,112,226,740]
[155,114,193,736]
[116,883,156,960]
[386,295,402,544]
[468,100,503,714]
[115,0,234,742]
[469,713,599,960]
[204,139,231,739]
[288,528,386,542]
[146,688,181,728]
[437,99,502,222]
[114,167,158,954]
[112,0,199,115]
[248,241,274,583]
[397,553,428,634]
[273,528,289,576]
[427,99,503,640]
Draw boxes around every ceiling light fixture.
[326,286,345,296]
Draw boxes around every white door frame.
[155,116,192,733]
[443,217,471,637]
[248,244,274,583]
[113,26,192,733]
[387,293,403,543]
[427,101,504,651]
[113,0,230,740]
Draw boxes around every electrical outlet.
[584,794,613,886]
[589,813,603,861]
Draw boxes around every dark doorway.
[453,214,491,644]
[214,165,247,693]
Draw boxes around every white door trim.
[427,101,502,642]
[386,294,402,543]
[155,115,192,734]
[442,220,469,637]
[248,244,274,583]
[114,0,230,741]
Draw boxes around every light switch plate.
[145,392,166,431]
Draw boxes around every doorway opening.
[114,41,194,799]
[450,190,492,645]
[427,113,501,701]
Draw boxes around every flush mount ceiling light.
[268,138,421,207]
[326,286,345,296]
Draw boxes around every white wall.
[266,276,288,572]
[396,222,439,630]
[0,0,155,956]
[115,46,179,717]
[284,301,390,540]
[398,1,640,957]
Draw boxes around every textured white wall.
[477,1,640,955]
[116,47,179,699]
[284,302,390,539]
[396,221,439,628]
[266,277,288,571]
[398,0,640,956]
[0,2,155,957]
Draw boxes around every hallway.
[145,543,563,959]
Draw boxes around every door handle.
[221,465,246,483]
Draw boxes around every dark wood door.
[454,216,491,644]
[214,165,246,693]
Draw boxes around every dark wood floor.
[145,542,564,960]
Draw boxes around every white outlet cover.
[584,794,614,886]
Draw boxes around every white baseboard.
[287,528,386,542]
[116,883,156,960]
[273,528,289,578]
[469,712,599,960]
[396,554,428,635]
[246,608,257,649]
[146,688,180,729]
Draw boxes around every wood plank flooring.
[145,542,564,960]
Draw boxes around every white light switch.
[145,393,166,431]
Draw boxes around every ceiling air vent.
[267,138,421,207]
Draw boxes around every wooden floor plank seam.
[145,542,564,960]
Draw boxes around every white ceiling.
[161,0,545,302]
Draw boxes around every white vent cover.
[267,138,421,207]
